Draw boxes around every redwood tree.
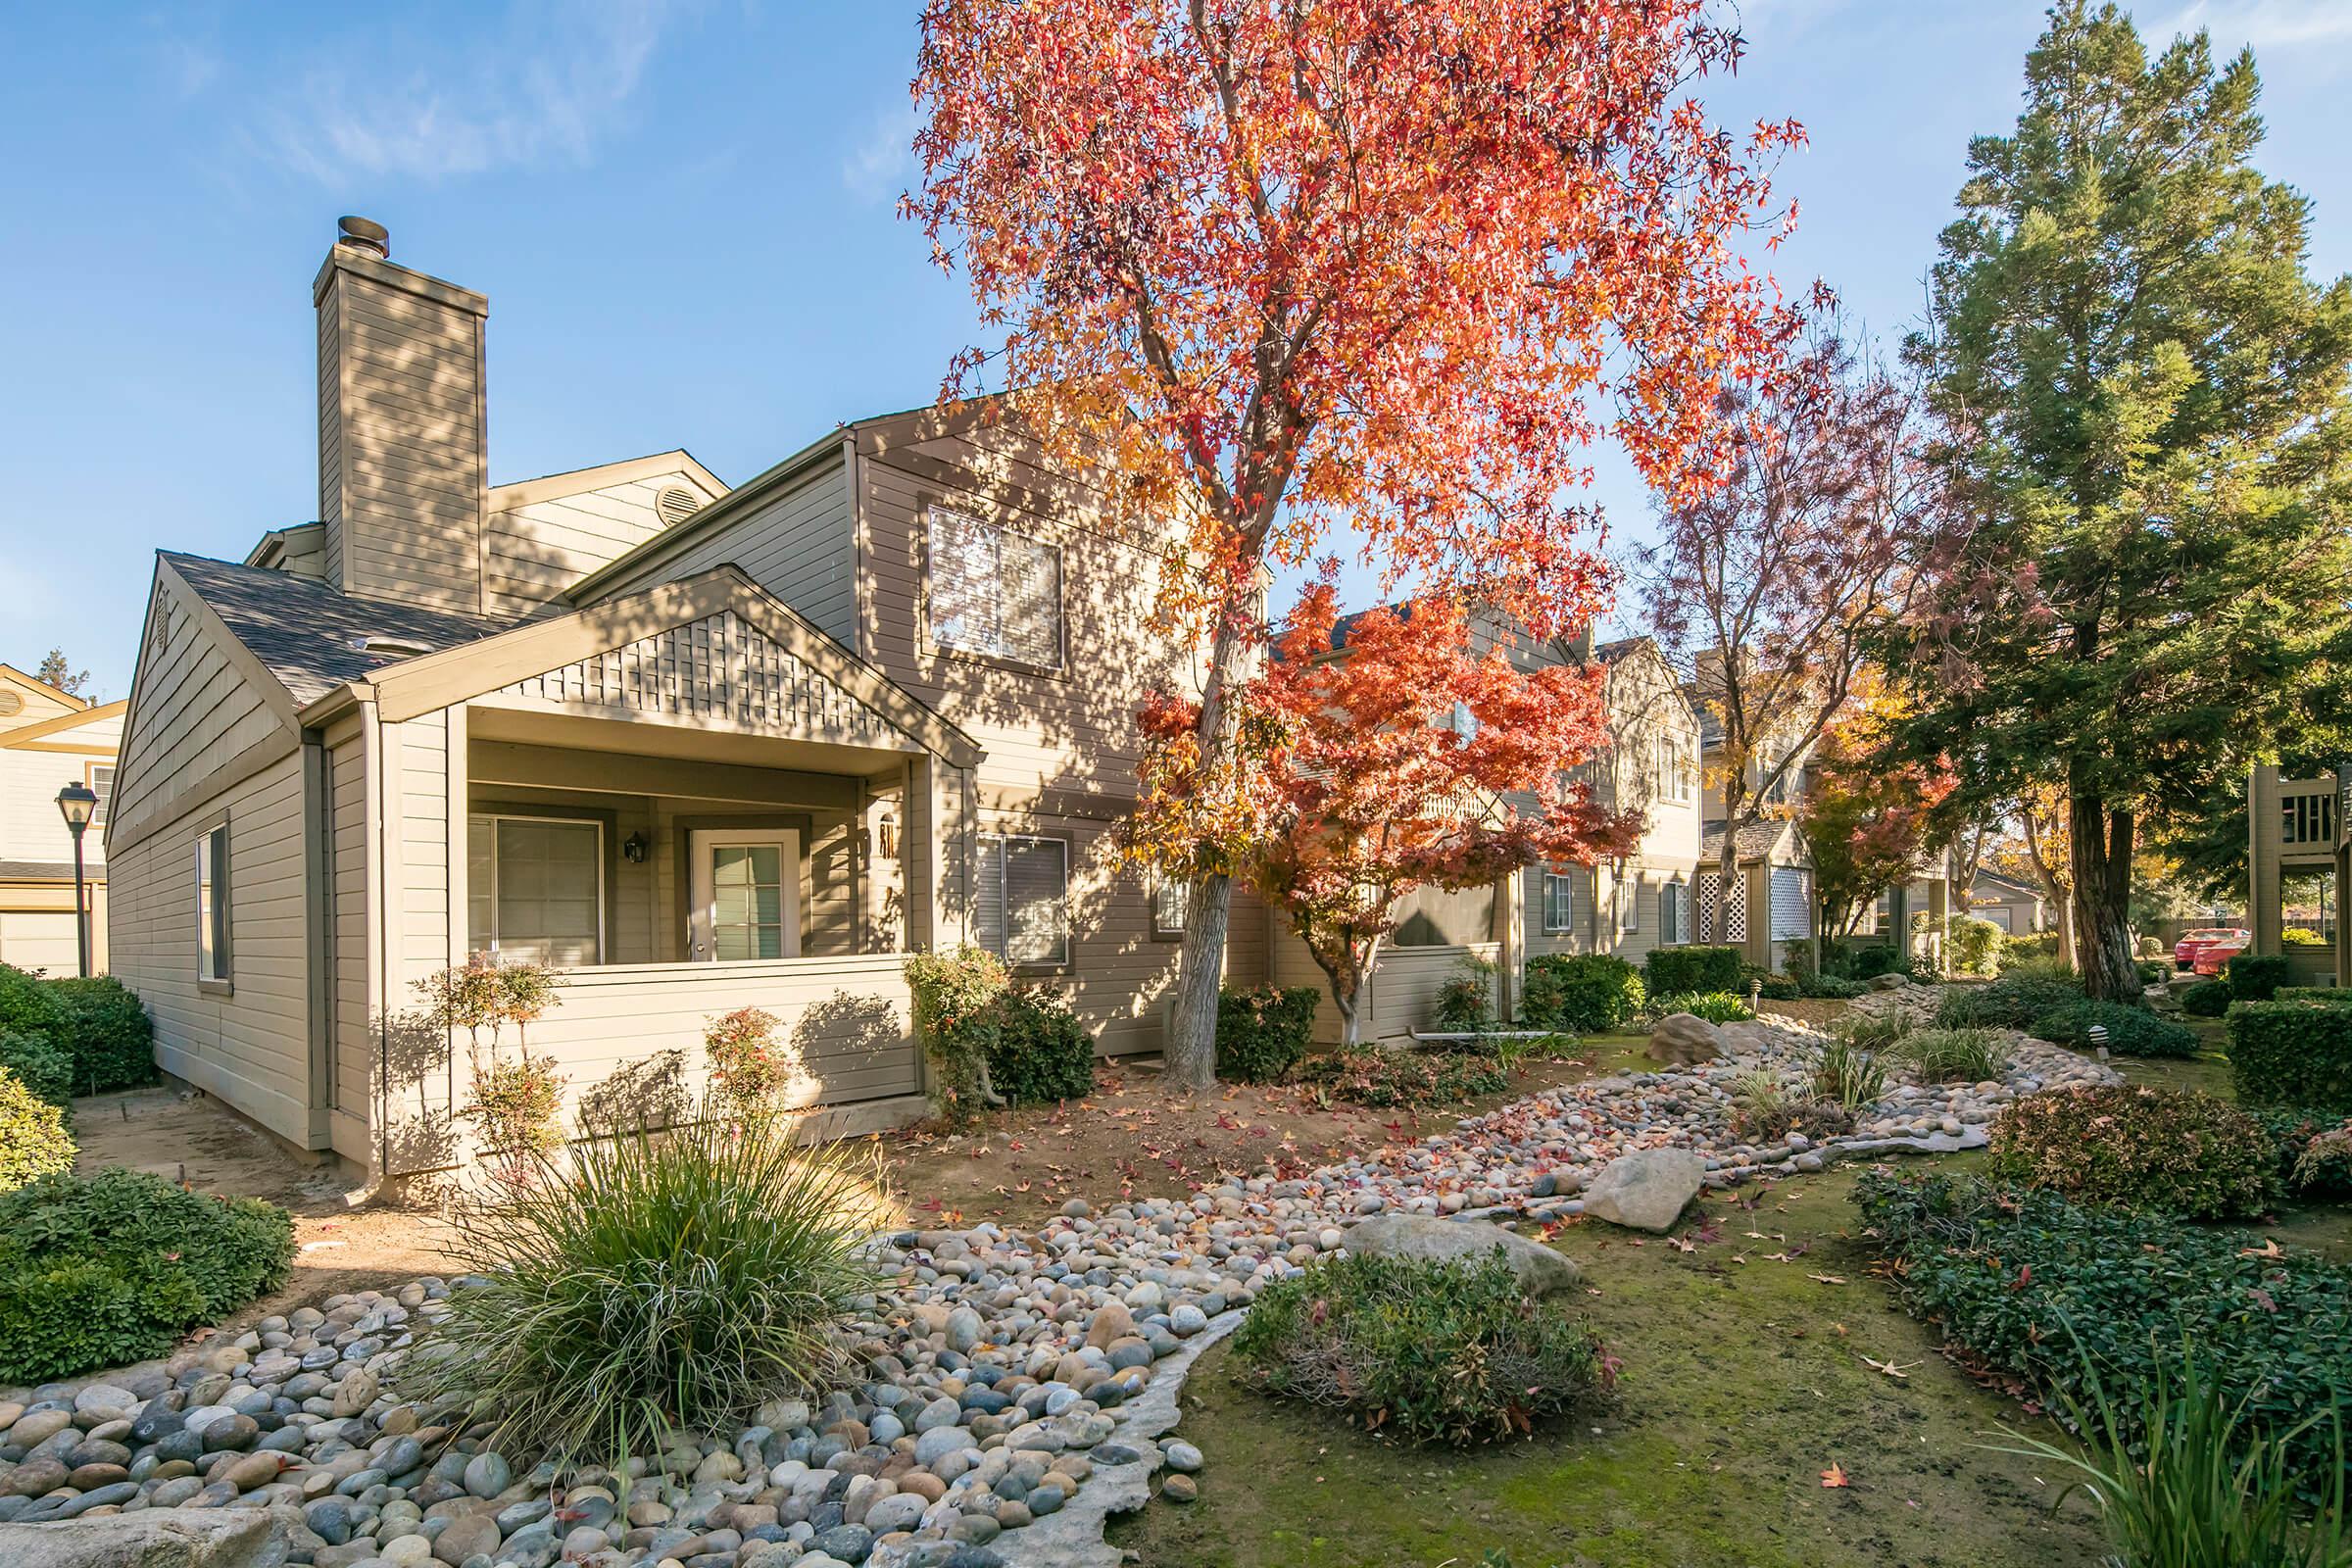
[1137,582,1633,1044]
[909,0,1804,1088]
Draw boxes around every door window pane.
[711,843,786,959]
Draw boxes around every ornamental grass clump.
[1232,1250,1612,1446]
[410,1109,893,1467]
[1987,1085,2278,1220]
[1895,1027,2009,1084]
[1646,989,1753,1023]
[1812,1033,1889,1111]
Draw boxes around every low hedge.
[0,1066,74,1193]
[1855,1171,2352,1506]
[0,1167,294,1382]
[46,976,157,1095]
[2027,999,2200,1058]
[1643,946,1741,995]
[1935,973,2083,1030]
[1648,990,1753,1023]
[985,990,1096,1105]
[2223,953,2294,1004]
[1986,1085,2278,1219]
[0,1030,74,1106]
[2179,978,2233,1017]
[1521,954,1644,1033]
[2228,998,2352,1112]
[1231,1250,1610,1446]
[1215,985,1320,1084]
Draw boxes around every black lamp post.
[55,781,98,979]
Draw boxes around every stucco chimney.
[315,218,489,612]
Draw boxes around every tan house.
[2245,765,2343,985]
[105,220,1276,1182]
[1688,689,1818,970]
[1964,867,2046,935]
[0,665,122,974]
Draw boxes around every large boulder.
[1869,972,1910,992]
[1582,1149,1707,1233]
[1716,1019,1778,1055]
[0,1513,286,1568]
[1344,1213,1580,1297]
[1646,1012,1723,1065]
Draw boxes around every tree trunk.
[2068,781,2140,1002]
[1165,871,1232,1091]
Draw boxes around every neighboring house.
[1260,626,1708,1042]
[1689,686,1818,971]
[107,220,1268,1182]
[2245,765,2344,985]
[0,664,122,973]
[1964,867,2045,935]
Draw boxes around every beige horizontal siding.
[485,467,718,619]
[593,455,857,646]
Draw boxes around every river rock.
[1646,1012,1723,1065]
[1581,1148,1708,1233]
[1342,1213,1579,1296]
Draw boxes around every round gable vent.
[0,690,22,716]
[655,485,705,527]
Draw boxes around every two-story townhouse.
[105,220,1269,1183]
[0,664,123,973]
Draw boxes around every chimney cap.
[336,216,389,259]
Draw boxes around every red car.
[2174,927,2246,971]
[2190,930,2252,976]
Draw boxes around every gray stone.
[1581,1148,1708,1233]
[0,1510,289,1567]
[1646,1012,1723,1065]
[1342,1213,1580,1296]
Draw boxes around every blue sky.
[4,1,2349,701]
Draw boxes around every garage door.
[0,910,79,974]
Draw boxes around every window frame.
[1151,875,1190,942]
[922,504,1068,676]
[196,819,231,992]
[467,812,608,968]
[1659,879,1683,946]
[85,761,116,827]
[1542,870,1576,934]
[975,832,1072,969]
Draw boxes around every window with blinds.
[975,834,1069,966]
[1543,872,1575,933]
[928,507,1063,668]
[467,815,603,967]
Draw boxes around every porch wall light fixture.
[622,831,651,864]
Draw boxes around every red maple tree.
[1139,580,1636,1045]
[1798,699,1958,945]
[910,0,1804,1085]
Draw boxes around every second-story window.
[928,507,1063,669]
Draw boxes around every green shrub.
[1295,1045,1506,1108]
[0,963,65,1038]
[1833,944,1906,980]
[0,1067,74,1194]
[1835,1010,1913,1054]
[1216,985,1319,1083]
[2180,978,2234,1017]
[2002,930,2060,963]
[2280,986,2352,1004]
[408,1111,886,1466]
[1984,1337,2350,1568]
[1798,972,1867,1000]
[2281,925,2328,948]
[0,1030,74,1106]
[905,945,1010,1123]
[1812,1033,1889,1109]
[1521,954,1644,1033]
[1948,915,2004,976]
[0,1167,291,1382]
[1855,1172,2352,1507]
[1753,971,1802,1001]
[1936,972,2082,1030]
[2225,953,2296,1004]
[2029,999,2200,1058]
[43,976,156,1095]
[1643,945,1742,995]
[2249,1106,2352,1199]
[986,989,1096,1105]
[2228,999,2352,1112]
[1231,1250,1610,1446]
[1646,989,1752,1023]
[1987,1085,2278,1219]
[1432,956,1496,1033]
[1895,1027,2009,1084]
[2001,954,2082,987]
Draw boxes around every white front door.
[688,829,802,961]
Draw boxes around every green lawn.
[1111,1021,2349,1568]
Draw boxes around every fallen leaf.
[1821,1463,1850,1489]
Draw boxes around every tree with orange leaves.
[1137,579,1636,1047]
[1799,699,1957,948]
[909,0,1806,1086]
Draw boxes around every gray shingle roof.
[0,859,99,883]
[1700,821,1796,863]
[162,553,505,708]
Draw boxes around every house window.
[1152,877,1190,940]
[86,763,115,826]
[1543,872,1575,933]
[1619,875,1640,934]
[927,507,1063,669]
[976,834,1069,966]
[196,822,230,985]
[1660,880,1683,945]
[467,815,603,967]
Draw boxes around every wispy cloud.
[2157,0,2352,50]
[254,1,681,183]
[841,99,920,207]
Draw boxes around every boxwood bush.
[1520,954,1644,1033]
[0,1167,293,1382]
[1643,945,1742,995]
[2179,978,2234,1017]
[2223,953,2294,1004]
[0,1030,74,1106]
[986,990,1096,1105]
[2027,999,2199,1058]
[1215,985,1319,1083]
[0,1066,74,1194]
[46,976,157,1094]
[1986,1085,2278,1219]
[1855,1171,2352,1506]
[1232,1250,1611,1446]
[2228,998,2352,1113]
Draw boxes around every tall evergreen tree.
[1890,2,2352,999]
